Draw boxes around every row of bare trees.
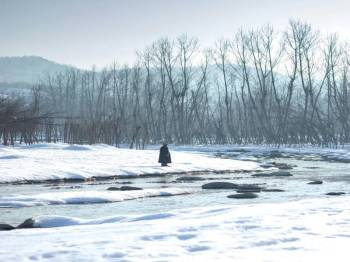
[1,20,350,146]
[0,86,53,145]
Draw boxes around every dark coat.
[158,145,171,164]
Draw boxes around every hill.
[0,56,74,84]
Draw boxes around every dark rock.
[261,189,285,192]
[236,189,261,193]
[308,180,323,185]
[225,148,250,153]
[273,171,293,177]
[252,171,292,177]
[252,173,273,177]
[176,176,206,182]
[147,181,168,184]
[234,184,263,193]
[107,187,119,190]
[227,193,258,199]
[268,151,283,158]
[202,182,239,190]
[50,185,83,190]
[17,218,35,229]
[118,181,133,184]
[50,186,61,190]
[64,178,85,182]
[107,186,143,191]
[120,186,142,191]
[207,177,231,180]
[305,166,320,169]
[236,184,262,190]
[274,163,294,170]
[212,170,231,174]
[322,156,350,163]
[69,185,83,189]
[260,163,274,168]
[43,183,60,187]
[326,192,346,196]
[337,159,350,163]
[0,224,15,231]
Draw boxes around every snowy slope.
[1,196,349,261]
[0,56,74,83]
[0,143,260,183]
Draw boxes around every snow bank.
[1,196,350,261]
[0,143,260,183]
[0,188,197,208]
[2,142,348,184]
[33,212,176,228]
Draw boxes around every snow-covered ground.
[0,143,260,184]
[1,196,350,261]
[1,143,350,261]
[2,142,349,184]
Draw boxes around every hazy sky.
[1,0,350,69]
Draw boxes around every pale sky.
[1,0,350,69]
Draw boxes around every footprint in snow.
[186,245,210,252]
[177,234,197,240]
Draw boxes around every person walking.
[158,142,171,166]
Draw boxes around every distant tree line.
[1,20,349,147]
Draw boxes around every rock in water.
[236,189,261,193]
[251,173,272,177]
[274,163,294,170]
[261,189,285,192]
[236,184,262,190]
[202,182,239,189]
[120,186,143,191]
[252,171,292,177]
[176,176,206,182]
[305,166,320,169]
[0,224,15,231]
[107,186,143,191]
[259,163,274,168]
[235,184,263,193]
[308,180,323,185]
[326,192,346,196]
[107,187,119,191]
[268,151,283,158]
[227,193,258,199]
[17,218,35,229]
[273,171,293,177]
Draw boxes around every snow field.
[1,196,350,261]
[0,143,260,184]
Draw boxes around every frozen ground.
[1,196,350,261]
[0,143,260,184]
